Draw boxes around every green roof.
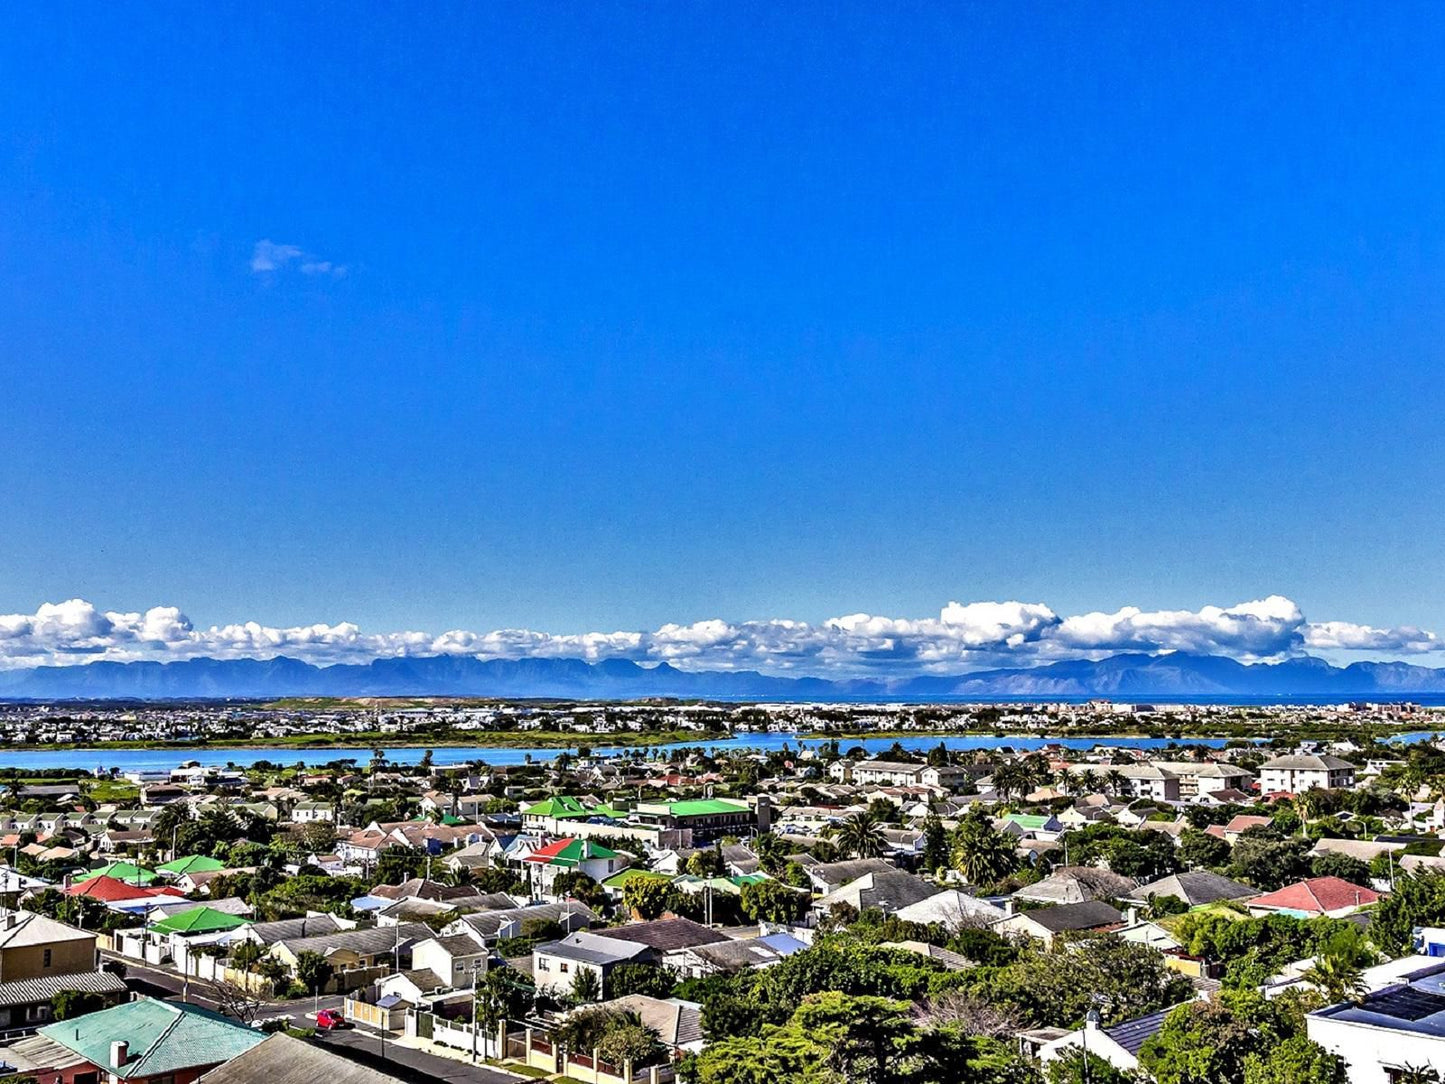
[150,906,252,935]
[525,837,621,867]
[73,862,157,885]
[1004,814,1051,829]
[40,996,265,1079]
[601,868,673,890]
[664,799,750,818]
[156,854,226,875]
[522,796,624,820]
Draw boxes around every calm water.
[0,728,1434,773]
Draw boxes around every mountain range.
[1,651,1444,700]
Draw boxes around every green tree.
[475,968,534,1030]
[1178,828,1231,869]
[688,848,726,878]
[952,809,1019,886]
[294,950,335,999]
[230,940,264,972]
[572,967,602,1003]
[921,816,949,872]
[623,877,679,920]
[832,811,887,860]
[741,879,809,924]
[607,962,678,999]
[1046,1047,1135,1084]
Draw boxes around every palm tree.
[1105,770,1128,797]
[991,761,1029,803]
[1394,1065,1442,1084]
[1080,769,1102,795]
[952,812,1019,887]
[831,811,887,859]
[1304,952,1367,1005]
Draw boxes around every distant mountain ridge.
[1,651,1443,700]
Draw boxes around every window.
[559,962,569,974]
[42,949,51,968]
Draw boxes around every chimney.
[1126,906,1139,926]
[110,1041,129,1068]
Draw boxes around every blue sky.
[2,6,1444,673]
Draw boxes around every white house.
[1308,963,1445,1083]
[1258,754,1355,795]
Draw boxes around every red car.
[316,1009,348,1031]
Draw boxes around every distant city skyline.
[0,594,1438,676]
[4,9,1444,656]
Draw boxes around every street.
[315,1027,518,1084]
[107,952,344,1025]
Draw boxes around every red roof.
[65,875,185,902]
[524,838,577,862]
[1223,815,1272,834]
[1248,876,1382,914]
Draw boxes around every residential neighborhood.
[1,711,1445,1082]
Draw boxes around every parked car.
[315,1009,348,1031]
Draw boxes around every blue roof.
[350,894,391,912]
[376,994,404,1009]
[758,933,807,956]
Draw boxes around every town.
[0,706,1440,1082]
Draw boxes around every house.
[229,913,348,948]
[1258,754,1356,795]
[15,997,265,1084]
[523,838,629,895]
[270,922,433,984]
[196,1031,408,1084]
[803,857,897,894]
[1040,1006,1180,1076]
[410,933,488,990]
[156,854,226,879]
[1012,866,1136,906]
[444,902,598,945]
[1245,877,1381,918]
[290,802,336,824]
[532,931,651,999]
[994,901,1125,948]
[0,912,99,982]
[1220,814,1273,844]
[812,869,937,918]
[591,918,731,969]
[1307,963,1445,1083]
[672,933,806,977]
[893,888,1008,928]
[1126,871,1258,908]
[1150,761,1256,799]
[596,994,705,1056]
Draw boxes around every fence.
[410,1013,674,1084]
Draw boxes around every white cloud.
[0,596,1437,675]
[251,240,347,277]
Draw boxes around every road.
[315,1027,518,1084]
[107,952,344,1024]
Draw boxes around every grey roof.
[240,914,345,945]
[0,969,128,1008]
[1020,900,1124,932]
[1261,754,1354,771]
[455,901,599,939]
[817,869,937,913]
[1104,1006,1178,1056]
[1130,870,1258,906]
[806,858,898,889]
[537,931,650,967]
[594,918,730,952]
[1012,866,1137,905]
[683,937,789,972]
[277,921,432,958]
[603,995,703,1048]
[199,1032,407,1084]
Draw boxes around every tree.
[832,811,887,860]
[1302,952,1366,1005]
[476,968,534,1030]
[294,950,335,999]
[230,940,264,972]
[1178,828,1231,869]
[293,821,338,855]
[754,832,791,874]
[596,1019,666,1068]
[1228,835,1311,891]
[741,879,809,924]
[921,816,949,872]
[571,967,602,1003]
[952,809,1019,886]
[1309,852,1371,885]
[992,938,1195,1029]
[607,962,678,1000]
[623,877,679,920]
[50,988,112,1021]
[688,848,726,878]
[1046,1047,1135,1084]
[213,978,270,1026]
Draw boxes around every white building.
[1259,754,1355,795]
[1308,963,1445,1083]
